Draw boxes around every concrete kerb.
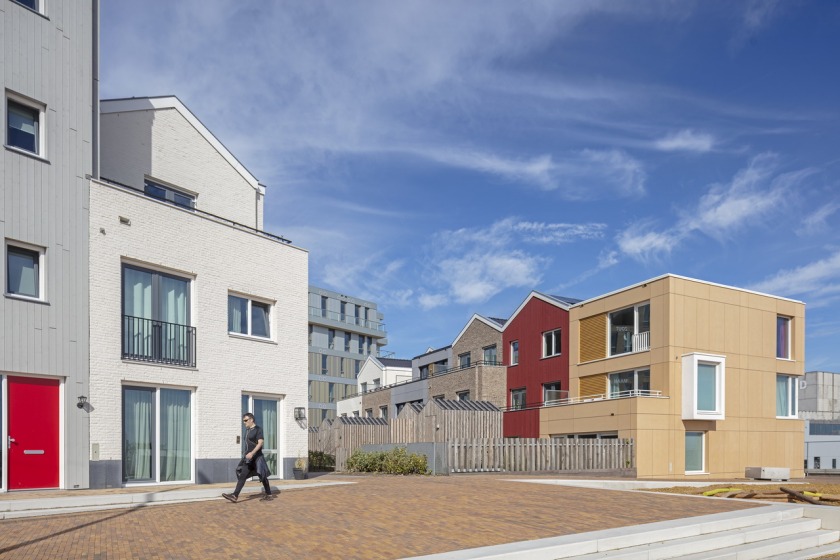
[0,480,354,520]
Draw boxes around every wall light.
[77,395,87,409]
[294,407,306,421]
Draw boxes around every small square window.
[6,242,44,300]
[456,390,470,401]
[682,353,725,420]
[228,294,271,339]
[511,388,526,410]
[7,98,42,155]
[458,352,471,368]
[482,345,497,364]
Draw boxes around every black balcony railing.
[122,315,196,367]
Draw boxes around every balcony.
[544,389,663,407]
[122,315,196,367]
[309,306,386,333]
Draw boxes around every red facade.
[502,294,570,438]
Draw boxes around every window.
[420,365,429,379]
[123,386,193,483]
[776,375,798,418]
[483,345,497,364]
[123,264,193,366]
[685,432,705,473]
[355,360,361,375]
[373,378,380,389]
[6,241,44,300]
[608,369,651,397]
[365,408,372,418]
[543,382,562,404]
[542,329,561,358]
[358,335,365,354]
[328,329,335,349]
[777,316,791,359]
[7,96,43,155]
[511,388,526,410]
[144,179,195,209]
[344,331,351,352]
[340,301,347,321]
[353,410,359,417]
[682,353,725,420]
[609,302,650,356]
[458,352,471,368]
[361,382,367,393]
[510,341,519,365]
[12,0,39,12]
[320,296,328,317]
[308,325,313,346]
[242,394,279,475]
[433,394,444,401]
[321,354,328,375]
[456,390,470,401]
[380,405,388,420]
[228,294,271,338]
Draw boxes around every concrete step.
[676,529,840,560]
[0,480,352,519]
[572,517,825,560]
[763,540,840,560]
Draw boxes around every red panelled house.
[502,292,581,437]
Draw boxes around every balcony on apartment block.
[309,306,387,338]
[122,315,196,367]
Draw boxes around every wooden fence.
[447,438,635,473]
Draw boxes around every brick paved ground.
[0,474,760,560]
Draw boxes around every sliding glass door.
[123,386,192,483]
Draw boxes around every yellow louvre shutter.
[580,313,607,363]
[580,374,607,397]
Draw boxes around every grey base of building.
[89,458,298,489]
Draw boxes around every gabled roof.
[379,357,412,368]
[451,314,504,348]
[487,317,508,327]
[503,290,574,331]
[412,345,452,360]
[100,96,262,193]
[546,295,583,306]
[334,416,388,426]
[429,399,501,412]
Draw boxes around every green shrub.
[309,450,335,471]
[345,447,428,475]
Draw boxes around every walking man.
[223,413,273,502]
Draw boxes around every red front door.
[7,376,60,489]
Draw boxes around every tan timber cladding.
[580,374,607,397]
[580,314,607,363]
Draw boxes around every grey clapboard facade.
[1,0,95,490]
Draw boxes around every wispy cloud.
[654,129,715,152]
[749,250,840,306]
[798,200,840,237]
[423,217,606,305]
[731,0,786,50]
[616,153,812,261]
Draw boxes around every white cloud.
[654,129,715,152]
[798,200,840,237]
[418,293,448,310]
[616,153,811,261]
[749,250,840,303]
[425,217,605,304]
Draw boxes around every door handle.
[8,436,15,449]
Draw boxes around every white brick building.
[88,97,308,487]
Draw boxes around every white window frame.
[511,388,526,410]
[123,384,196,486]
[456,390,470,401]
[6,92,46,157]
[11,0,44,16]
[685,431,705,474]
[682,353,725,420]
[482,345,497,364]
[543,382,562,404]
[607,301,650,356]
[228,292,273,340]
[510,340,519,365]
[241,393,283,479]
[777,316,792,360]
[5,239,46,302]
[542,329,561,358]
[608,368,651,397]
[143,177,196,210]
[776,374,798,418]
[458,352,471,368]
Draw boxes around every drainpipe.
[91,0,100,179]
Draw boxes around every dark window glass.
[7,245,39,298]
[7,100,38,153]
[13,0,38,10]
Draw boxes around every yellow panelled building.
[540,274,805,479]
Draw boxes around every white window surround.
[11,0,45,16]
[685,431,706,474]
[607,301,651,356]
[228,291,274,340]
[5,239,46,302]
[776,374,798,419]
[682,353,725,421]
[776,316,792,360]
[510,340,519,365]
[542,328,561,358]
[6,91,47,158]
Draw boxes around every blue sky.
[102,1,840,370]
